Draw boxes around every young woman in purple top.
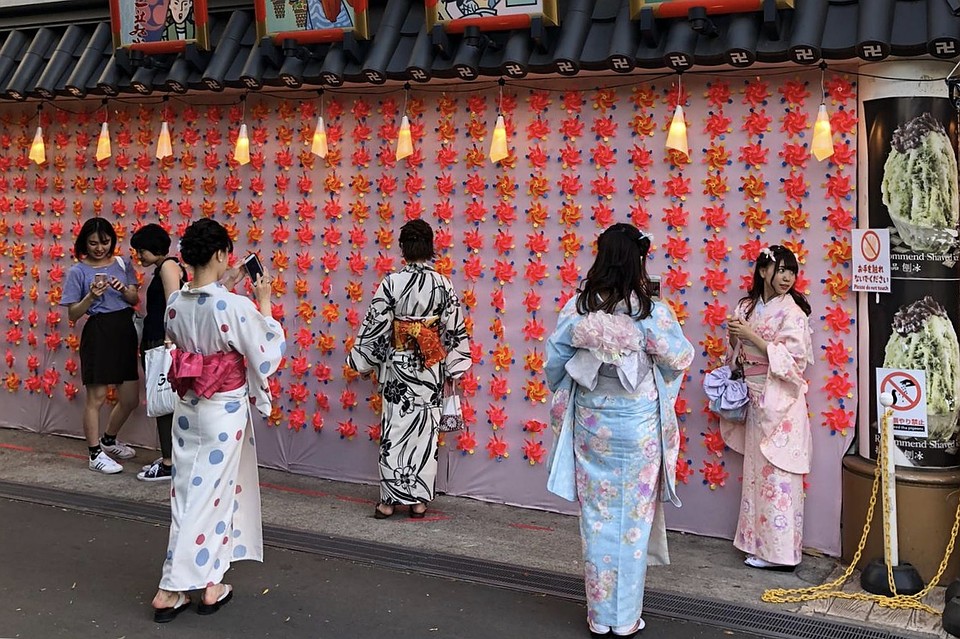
[60,218,141,474]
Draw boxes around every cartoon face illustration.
[168,0,192,25]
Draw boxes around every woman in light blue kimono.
[546,223,694,638]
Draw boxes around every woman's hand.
[728,318,765,350]
[219,267,245,291]
[253,270,273,316]
[90,278,109,298]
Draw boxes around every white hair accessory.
[759,247,774,260]
[638,229,655,244]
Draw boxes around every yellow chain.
[762,407,960,614]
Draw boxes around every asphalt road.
[0,498,762,639]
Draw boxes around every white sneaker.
[89,451,123,474]
[100,438,135,459]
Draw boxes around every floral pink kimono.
[720,294,813,565]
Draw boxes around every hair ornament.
[759,246,774,261]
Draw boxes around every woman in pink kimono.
[722,244,813,571]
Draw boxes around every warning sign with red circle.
[876,367,928,438]
[852,229,891,293]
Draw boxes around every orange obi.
[393,318,446,368]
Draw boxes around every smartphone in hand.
[241,253,264,283]
[648,276,661,299]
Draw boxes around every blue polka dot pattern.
[259,361,271,374]
[225,401,241,413]
[198,294,208,305]
[196,548,210,566]
[216,300,227,310]
[233,545,247,558]
[209,449,224,465]
[216,521,226,534]
[265,332,276,341]
[177,437,184,448]
[214,479,221,488]
[214,559,221,570]
[192,476,203,486]
[178,416,189,430]
[218,432,228,442]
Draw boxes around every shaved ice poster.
[864,97,960,468]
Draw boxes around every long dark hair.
[740,244,811,319]
[576,223,653,318]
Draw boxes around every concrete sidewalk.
[0,427,949,638]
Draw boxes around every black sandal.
[374,502,394,519]
[409,504,427,519]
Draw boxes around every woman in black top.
[131,224,187,481]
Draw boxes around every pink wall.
[1,72,857,555]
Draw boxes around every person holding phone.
[60,218,141,474]
[130,223,188,482]
[151,219,284,622]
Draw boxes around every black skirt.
[80,308,139,386]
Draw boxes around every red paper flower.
[337,419,357,440]
[704,113,732,138]
[662,204,688,230]
[822,407,854,436]
[456,429,477,455]
[590,174,616,200]
[558,260,580,287]
[522,291,542,313]
[822,305,853,334]
[702,427,726,456]
[738,143,768,167]
[830,108,858,135]
[742,79,770,107]
[664,266,691,292]
[675,458,694,484]
[522,439,547,465]
[702,268,731,295]
[630,114,655,137]
[778,79,811,106]
[780,143,809,168]
[780,110,809,136]
[700,460,729,489]
[702,299,729,328]
[780,206,810,233]
[824,238,851,266]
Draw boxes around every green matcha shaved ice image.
[881,113,959,253]
[883,296,960,441]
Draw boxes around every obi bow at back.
[168,349,246,399]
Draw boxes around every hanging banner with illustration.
[255,0,369,42]
[427,0,558,32]
[859,61,960,468]
[110,0,210,52]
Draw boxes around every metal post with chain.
[762,405,960,614]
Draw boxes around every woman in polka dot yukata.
[150,219,285,623]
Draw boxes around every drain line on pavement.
[0,480,910,639]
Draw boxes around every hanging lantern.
[489,115,508,163]
[28,126,45,165]
[155,121,172,160]
[234,123,250,165]
[395,115,413,160]
[95,121,112,161]
[312,116,328,158]
[665,105,688,154]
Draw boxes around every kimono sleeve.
[642,302,695,374]
[767,305,813,386]
[230,295,286,417]
[346,276,394,378]
[545,298,580,392]
[60,265,86,306]
[439,278,472,379]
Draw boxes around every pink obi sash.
[168,350,245,399]
[741,357,769,378]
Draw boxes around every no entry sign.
[876,367,928,438]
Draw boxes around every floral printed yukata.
[346,263,471,506]
[720,294,813,566]
[546,299,693,629]
[160,283,285,591]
